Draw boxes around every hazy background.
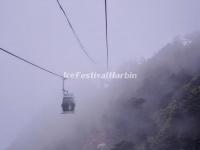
[0,0,200,149]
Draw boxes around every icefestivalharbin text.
[63,72,137,80]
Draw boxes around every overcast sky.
[0,0,200,149]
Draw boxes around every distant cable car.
[61,78,75,114]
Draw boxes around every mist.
[1,0,200,150]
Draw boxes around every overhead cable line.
[0,47,63,79]
[56,0,95,63]
[105,0,109,71]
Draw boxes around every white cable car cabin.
[62,91,75,113]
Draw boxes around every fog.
[0,0,200,149]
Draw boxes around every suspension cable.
[56,0,96,63]
[0,47,63,79]
[105,0,109,71]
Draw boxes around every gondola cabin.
[61,92,75,113]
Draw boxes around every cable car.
[61,78,75,114]
[62,91,75,113]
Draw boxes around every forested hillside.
[104,33,200,150]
